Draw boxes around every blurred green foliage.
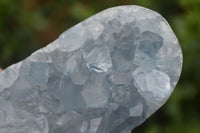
[0,0,199,133]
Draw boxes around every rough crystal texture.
[0,5,182,133]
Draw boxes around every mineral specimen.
[0,5,183,133]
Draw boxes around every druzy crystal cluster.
[0,5,182,133]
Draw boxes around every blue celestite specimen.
[0,5,182,133]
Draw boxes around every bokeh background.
[0,0,199,133]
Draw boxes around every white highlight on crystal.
[59,24,87,52]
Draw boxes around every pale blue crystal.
[0,5,182,133]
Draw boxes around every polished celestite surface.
[0,5,182,133]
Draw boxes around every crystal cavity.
[0,5,183,133]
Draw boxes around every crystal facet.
[0,5,183,133]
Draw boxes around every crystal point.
[0,5,182,133]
